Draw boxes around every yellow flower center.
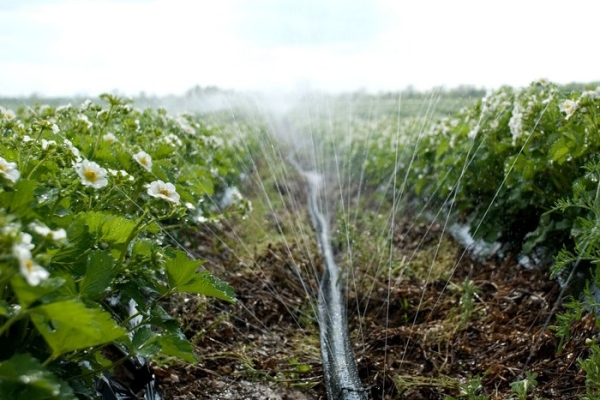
[159,188,171,197]
[84,167,99,182]
[140,156,149,166]
[24,258,34,272]
[0,164,6,172]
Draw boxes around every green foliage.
[510,371,538,400]
[0,353,75,399]
[540,157,600,397]
[457,279,480,329]
[446,375,487,400]
[164,249,236,302]
[347,81,600,258]
[30,300,128,360]
[0,97,250,395]
[293,83,600,395]
[551,297,585,352]
[580,344,600,398]
[78,250,118,300]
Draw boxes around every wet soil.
[154,176,596,399]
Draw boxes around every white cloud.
[0,0,599,96]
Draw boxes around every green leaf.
[179,165,215,196]
[0,353,75,399]
[10,277,65,309]
[141,304,196,361]
[30,299,127,358]
[132,326,161,358]
[164,249,204,289]
[50,221,92,275]
[132,239,153,259]
[178,271,236,303]
[549,138,571,164]
[0,180,37,217]
[0,301,8,316]
[164,250,235,302]
[79,211,137,245]
[157,332,197,363]
[78,250,117,300]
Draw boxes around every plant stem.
[0,309,27,337]
[25,152,51,180]
[118,210,152,266]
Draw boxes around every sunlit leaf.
[164,249,203,289]
[30,299,127,358]
[549,139,570,164]
[79,211,137,245]
[10,277,65,309]
[164,250,235,302]
[178,271,236,303]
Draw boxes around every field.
[1,81,600,399]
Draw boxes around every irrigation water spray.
[1,82,599,399]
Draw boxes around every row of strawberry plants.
[332,80,600,394]
[354,81,600,393]
[353,81,599,258]
[0,95,250,398]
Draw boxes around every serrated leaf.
[53,272,78,297]
[164,250,235,302]
[50,220,92,276]
[30,299,127,358]
[79,250,117,300]
[78,211,137,245]
[120,279,158,306]
[0,179,37,217]
[0,353,75,399]
[157,332,197,363]
[164,249,204,289]
[179,165,215,196]
[132,239,153,258]
[178,271,236,303]
[10,277,65,309]
[140,304,196,361]
[549,139,571,164]
[132,326,161,358]
[147,304,182,335]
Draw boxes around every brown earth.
[154,174,596,399]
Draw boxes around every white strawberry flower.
[133,150,153,172]
[63,139,82,162]
[559,99,578,120]
[147,180,180,204]
[102,133,117,143]
[30,223,67,241]
[42,139,57,150]
[0,157,20,183]
[13,242,49,286]
[75,159,108,189]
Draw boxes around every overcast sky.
[1,0,598,97]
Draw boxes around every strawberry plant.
[0,95,250,398]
